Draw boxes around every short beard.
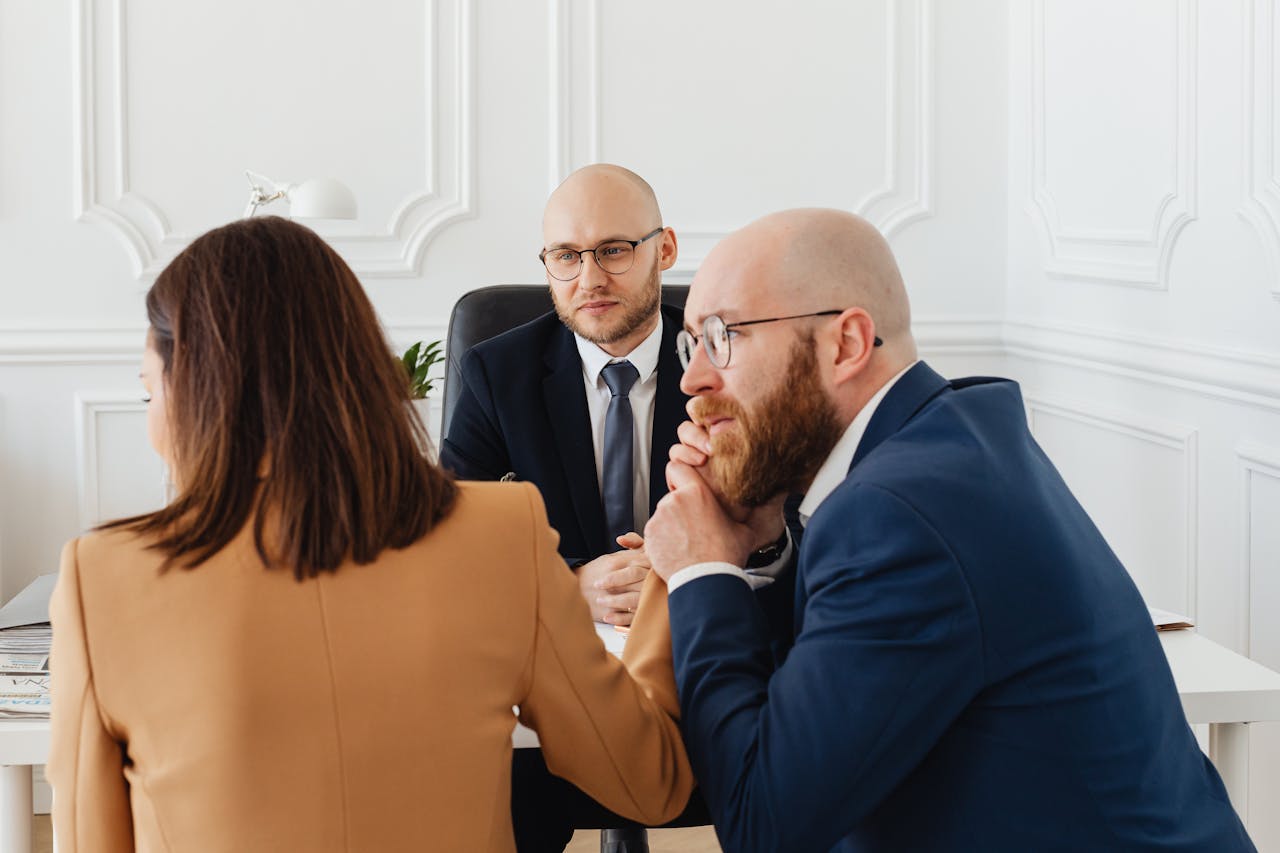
[691,337,844,507]
[552,255,662,346]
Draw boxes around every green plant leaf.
[401,338,445,399]
[402,341,421,377]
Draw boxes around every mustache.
[575,295,619,304]
[688,396,746,427]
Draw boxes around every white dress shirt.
[574,319,664,538]
[668,361,919,593]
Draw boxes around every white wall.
[1006,2,1280,846]
[0,0,1009,597]
[4,0,1276,843]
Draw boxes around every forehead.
[684,248,778,328]
[542,177,653,246]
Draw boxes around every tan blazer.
[48,481,692,852]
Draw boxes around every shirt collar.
[797,360,919,527]
[574,315,664,387]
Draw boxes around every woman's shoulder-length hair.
[104,216,457,579]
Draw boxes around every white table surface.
[1160,629,1280,723]
[1157,628,1280,825]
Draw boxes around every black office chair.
[441,284,691,853]
[441,283,690,436]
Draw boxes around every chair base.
[600,827,649,853]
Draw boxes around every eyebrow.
[544,235,632,250]
[684,310,739,334]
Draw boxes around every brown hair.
[104,216,456,578]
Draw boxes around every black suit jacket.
[439,304,689,565]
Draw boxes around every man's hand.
[645,459,762,582]
[668,419,712,468]
[666,419,789,553]
[574,532,649,625]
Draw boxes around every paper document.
[1149,607,1194,631]
[0,572,56,631]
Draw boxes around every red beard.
[689,336,843,507]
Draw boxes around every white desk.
[3,628,1277,853]
[0,720,50,853]
[1158,629,1280,823]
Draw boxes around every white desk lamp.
[243,170,358,219]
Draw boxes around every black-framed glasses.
[676,310,883,370]
[538,227,665,281]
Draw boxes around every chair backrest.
[440,284,690,437]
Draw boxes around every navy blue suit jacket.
[668,362,1252,852]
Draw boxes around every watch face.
[746,531,788,569]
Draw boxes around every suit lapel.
[849,361,951,471]
[543,327,609,557]
[648,307,690,515]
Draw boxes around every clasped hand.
[644,419,786,583]
[576,532,649,625]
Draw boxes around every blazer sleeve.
[47,538,135,852]
[513,484,693,825]
[439,348,512,481]
[620,572,680,719]
[669,484,984,852]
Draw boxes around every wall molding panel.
[1027,0,1198,289]
[13,318,1278,422]
[546,0,600,194]
[73,392,164,529]
[550,0,934,279]
[2,320,995,366]
[1240,0,1280,296]
[1,323,449,366]
[911,317,1005,357]
[1004,319,1280,413]
[1026,395,1200,617]
[18,316,1280,413]
[1238,442,1280,655]
[73,0,475,280]
[0,328,147,365]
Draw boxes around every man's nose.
[679,339,720,396]
[578,251,608,289]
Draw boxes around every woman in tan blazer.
[48,217,692,852]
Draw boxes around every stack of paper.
[0,574,56,719]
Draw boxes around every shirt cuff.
[669,562,768,594]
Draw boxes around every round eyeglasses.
[538,227,665,282]
[676,310,883,370]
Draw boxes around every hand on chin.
[645,459,758,582]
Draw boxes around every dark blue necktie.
[600,360,640,545]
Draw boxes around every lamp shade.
[287,177,357,220]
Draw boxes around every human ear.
[831,307,877,384]
[658,228,679,271]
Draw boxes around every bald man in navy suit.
[635,208,1254,852]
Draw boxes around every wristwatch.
[745,528,790,569]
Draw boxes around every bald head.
[543,164,662,236]
[718,208,911,342]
